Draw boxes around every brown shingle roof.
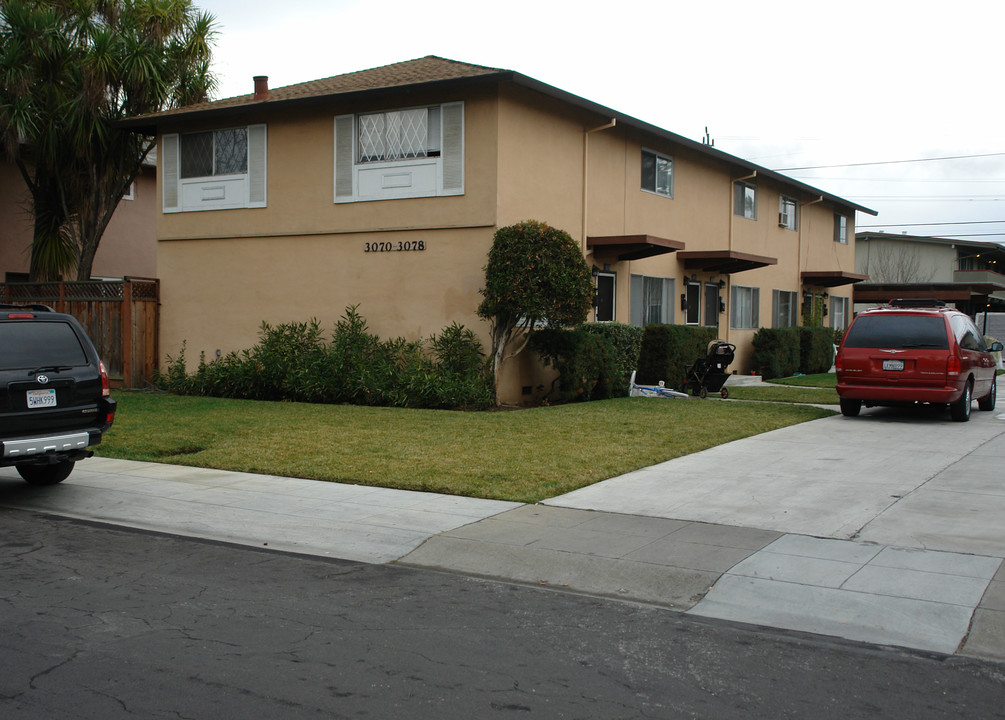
[128,55,504,122]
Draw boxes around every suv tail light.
[100,360,110,397]
[947,354,961,377]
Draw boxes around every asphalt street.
[2,509,1003,719]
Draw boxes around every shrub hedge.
[155,306,494,410]
[636,324,718,389]
[528,327,620,402]
[752,326,837,379]
[579,323,644,394]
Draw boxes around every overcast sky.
[195,0,1005,244]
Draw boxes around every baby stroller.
[683,340,736,399]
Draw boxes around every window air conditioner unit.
[778,212,789,227]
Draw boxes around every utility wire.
[775,151,1005,172]
[859,220,1005,228]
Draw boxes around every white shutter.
[247,124,267,206]
[334,114,355,202]
[162,134,179,212]
[440,102,464,194]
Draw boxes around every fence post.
[122,279,133,387]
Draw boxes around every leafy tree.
[0,0,217,280]
[477,220,595,402]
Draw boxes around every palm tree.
[0,0,217,280]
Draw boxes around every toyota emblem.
[36,374,49,384]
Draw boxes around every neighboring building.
[0,158,158,281]
[120,56,874,403]
[854,232,1005,318]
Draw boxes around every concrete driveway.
[546,403,1005,557]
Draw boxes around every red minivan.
[835,300,1002,421]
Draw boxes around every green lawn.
[98,391,833,503]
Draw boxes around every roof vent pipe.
[253,76,269,101]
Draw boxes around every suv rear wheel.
[950,380,973,422]
[978,374,997,411]
[17,460,75,486]
[840,398,862,417]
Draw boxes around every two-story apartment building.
[120,56,874,403]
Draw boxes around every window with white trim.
[629,275,674,326]
[834,214,849,243]
[335,102,463,203]
[830,296,849,330]
[641,149,673,198]
[779,196,797,230]
[161,125,267,213]
[731,285,760,329]
[772,289,798,327]
[734,181,757,219]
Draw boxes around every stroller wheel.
[699,386,708,399]
[720,388,729,399]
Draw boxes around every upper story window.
[834,214,849,243]
[734,181,757,219]
[779,196,798,230]
[357,107,440,163]
[162,125,267,213]
[335,102,464,203]
[641,149,673,198]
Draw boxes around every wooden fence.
[1,277,159,388]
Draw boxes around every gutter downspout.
[728,171,757,255]
[724,171,756,347]
[795,197,828,319]
[583,118,617,256]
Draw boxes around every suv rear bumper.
[837,383,963,405]
[1,397,115,467]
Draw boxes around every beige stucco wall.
[856,236,950,283]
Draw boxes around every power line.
[858,220,1005,228]
[774,151,1005,172]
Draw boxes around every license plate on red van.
[882,359,905,371]
[27,389,57,409]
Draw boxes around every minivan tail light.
[100,360,110,397]
[947,354,961,377]
[834,351,844,373]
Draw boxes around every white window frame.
[161,124,267,213]
[834,214,849,244]
[641,148,673,198]
[831,296,849,330]
[731,285,760,329]
[334,102,464,203]
[772,289,798,328]
[779,195,797,230]
[734,181,757,220]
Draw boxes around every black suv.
[1,305,116,485]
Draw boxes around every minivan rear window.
[843,315,949,350]
[0,321,88,370]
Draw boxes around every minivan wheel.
[840,398,862,417]
[950,381,973,422]
[17,460,75,486]
[978,375,997,411]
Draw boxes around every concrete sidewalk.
[2,399,1004,662]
